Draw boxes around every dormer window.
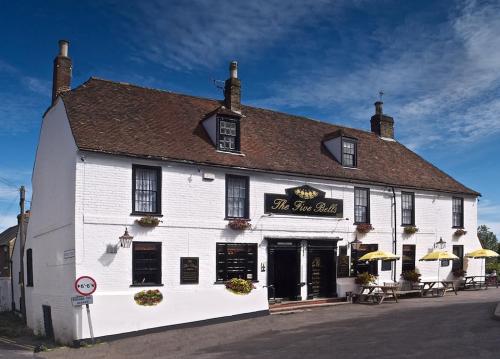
[342,138,357,167]
[217,116,240,152]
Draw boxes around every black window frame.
[131,164,162,216]
[351,244,378,276]
[26,248,33,287]
[341,138,357,167]
[401,192,415,226]
[452,245,464,272]
[132,242,163,286]
[402,245,416,272]
[216,243,257,282]
[452,197,464,228]
[225,174,250,219]
[354,187,370,224]
[216,116,240,153]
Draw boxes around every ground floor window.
[133,242,162,285]
[381,260,392,271]
[402,245,416,272]
[216,243,257,282]
[351,244,378,276]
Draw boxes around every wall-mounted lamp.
[434,237,446,249]
[261,263,266,272]
[119,228,134,248]
[349,235,363,251]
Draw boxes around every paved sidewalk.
[35,289,500,359]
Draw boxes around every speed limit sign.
[75,276,97,296]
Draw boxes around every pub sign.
[264,185,343,217]
[180,257,199,284]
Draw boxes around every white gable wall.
[24,99,78,343]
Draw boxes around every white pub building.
[24,41,482,344]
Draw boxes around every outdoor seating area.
[462,275,499,290]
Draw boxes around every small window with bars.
[216,243,257,282]
[226,175,249,219]
[342,139,357,167]
[354,187,369,224]
[132,242,162,286]
[401,192,415,226]
[132,165,161,215]
[218,117,240,152]
[452,197,464,228]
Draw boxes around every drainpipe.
[391,187,397,282]
[10,258,15,311]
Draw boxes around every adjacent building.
[24,41,482,344]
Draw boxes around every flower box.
[134,289,163,306]
[354,272,377,285]
[136,216,162,227]
[454,229,467,237]
[225,278,255,294]
[401,270,421,283]
[403,226,419,235]
[228,219,251,230]
[356,223,374,234]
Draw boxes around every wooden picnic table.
[463,275,499,289]
[420,280,457,297]
[358,285,399,304]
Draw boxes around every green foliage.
[401,270,421,282]
[225,278,255,294]
[356,223,374,234]
[354,272,377,285]
[452,269,467,277]
[403,226,419,235]
[136,216,161,227]
[0,312,32,338]
[477,225,498,251]
[486,262,500,274]
[134,289,163,306]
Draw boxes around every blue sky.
[1,0,499,236]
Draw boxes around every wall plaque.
[264,185,343,217]
[180,257,199,284]
[337,255,350,278]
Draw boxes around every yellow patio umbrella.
[419,250,459,285]
[358,250,400,285]
[465,248,499,276]
[359,250,400,261]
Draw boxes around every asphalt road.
[0,338,35,359]
[22,289,500,358]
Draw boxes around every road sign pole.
[85,303,95,344]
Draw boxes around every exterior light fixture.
[119,228,134,248]
[261,263,266,272]
[349,235,363,251]
[434,237,446,249]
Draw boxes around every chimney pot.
[374,101,383,115]
[370,100,394,139]
[58,40,69,57]
[224,61,241,113]
[229,61,238,79]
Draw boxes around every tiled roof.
[0,225,18,246]
[61,78,479,196]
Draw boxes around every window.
[342,139,357,167]
[354,188,370,224]
[452,197,464,228]
[401,192,415,226]
[351,244,378,276]
[217,117,240,152]
[132,242,162,286]
[402,245,416,272]
[381,260,392,271]
[452,245,464,272]
[225,175,249,219]
[132,165,162,215]
[26,248,33,287]
[216,243,257,282]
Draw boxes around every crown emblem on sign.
[294,188,319,199]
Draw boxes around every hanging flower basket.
[452,269,467,278]
[403,226,419,235]
[225,278,255,294]
[454,229,467,237]
[356,223,374,234]
[401,270,421,283]
[134,289,163,306]
[228,219,251,230]
[136,216,162,227]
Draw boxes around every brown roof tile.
[61,78,479,196]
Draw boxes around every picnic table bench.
[357,285,398,304]
[463,275,499,290]
[420,280,457,297]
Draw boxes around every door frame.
[307,240,338,299]
[267,239,302,300]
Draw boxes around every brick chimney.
[224,61,241,113]
[52,40,72,105]
[370,101,394,139]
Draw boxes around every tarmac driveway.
[36,288,500,359]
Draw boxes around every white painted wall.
[24,99,78,343]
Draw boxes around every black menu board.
[180,257,199,284]
[337,255,350,278]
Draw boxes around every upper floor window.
[132,165,162,215]
[217,117,240,152]
[354,188,370,224]
[226,175,249,219]
[342,139,357,167]
[401,192,415,226]
[452,197,464,228]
